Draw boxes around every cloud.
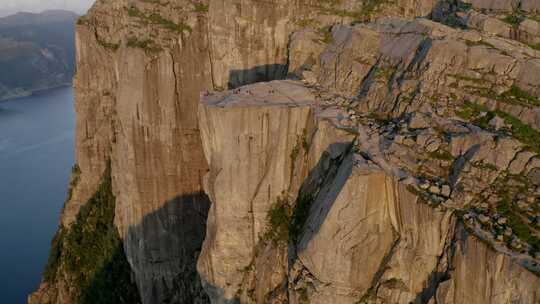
[0,0,95,16]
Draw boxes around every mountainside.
[0,10,77,101]
[30,1,540,304]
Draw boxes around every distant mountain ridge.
[0,10,78,26]
[0,10,78,101]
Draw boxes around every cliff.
[197,75,540,303]
[0,10,77,100]
[30,0,540,304]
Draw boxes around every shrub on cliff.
[42,163,141,304]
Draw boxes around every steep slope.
[31,0,540,304]
[0,10,77,100]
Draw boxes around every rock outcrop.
[31,0,540,304]
[197,77,539,303]
[197,80,315,302]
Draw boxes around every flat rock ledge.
[201,80,318,108]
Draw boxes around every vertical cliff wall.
[32,1,214,303]
[197,80,358,303]
[197,81,316,302]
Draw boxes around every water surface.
[0,87,75,304]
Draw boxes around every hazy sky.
[0,0,95,16]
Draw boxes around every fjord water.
[0,87,75,303]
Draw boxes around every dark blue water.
[0,87,75,304]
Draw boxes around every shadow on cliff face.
[227,63,288,89]
[449,143,480,187]
[196,141,354,303]
[291,142,353,255]
[40,163,142,304]
[79,242,141,304]
[125,192,211,304]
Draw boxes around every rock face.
[198,82,540,303]
[197,79,539,304]
[197,80,317,302]
[33,1,214,303]
[292,160,455,304]
[437,234,540,304]
[32,0,540,304]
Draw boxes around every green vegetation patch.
[298,287,309,303]
[457,102,540,153]
[192,3,209,13]
[501,85,540,107]
[428,149,454,161]
[43,228,65,283]
[449,74,489,87]
[264,192,314,246]
[289,193,314,243]
[146,12,193,33]
[502,14,523,27]
[66,165,81,203]
[464,39,496,49]
[495,111,540,153]
[480,173,540,258]
[359,0,388,19]
[127,6,145,18]
[126,5,192,34]
[473,85,540,107]
[380,278,407,290]
[497,195,540,255]
[457,1,472,11]
[43,163,141,304]
[127,37,162,52]
[529,43,540,51]
[471,161,498,171]
[97,40,120,51]
[456,101,482,121]
[316,0,389,22]
[374,65,397,80]
[265,196,292,246]
[295,18,319,28]
[315,25,334,45]
[289,130,310,186]
[76,17,88,26]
